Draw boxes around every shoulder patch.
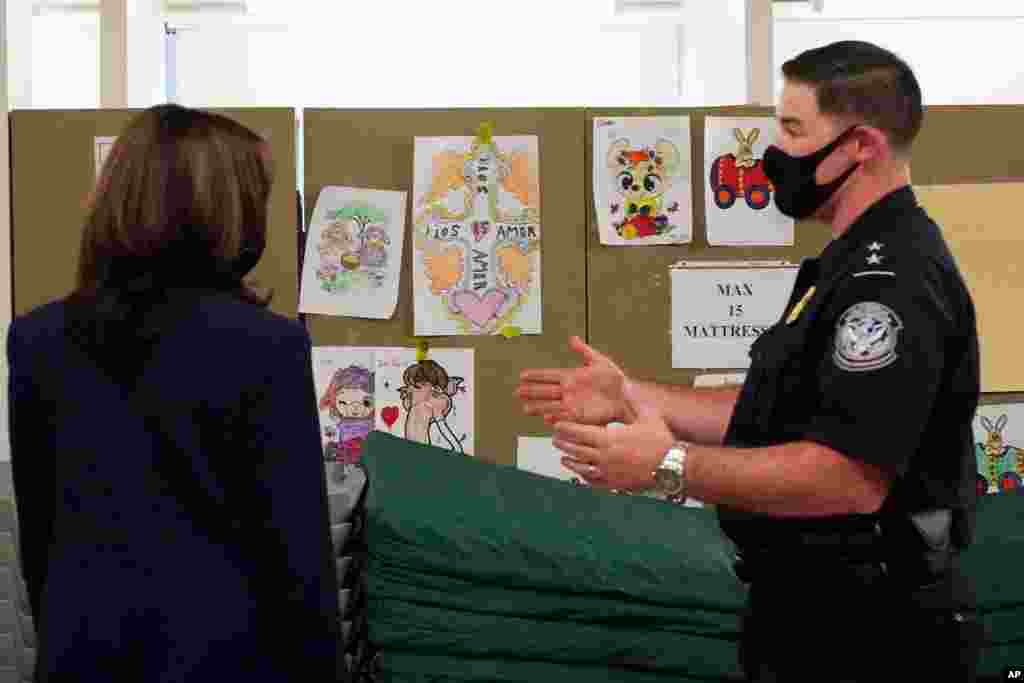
[833,301,903,372]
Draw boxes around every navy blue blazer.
[8,291,342,681]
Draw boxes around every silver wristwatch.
[652,441,690,498]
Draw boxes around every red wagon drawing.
[710,128,773,211]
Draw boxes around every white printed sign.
[671,265,798,369]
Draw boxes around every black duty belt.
[730,508,961,588]
[733,535,955,590]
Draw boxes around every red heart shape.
[381,406,400,429]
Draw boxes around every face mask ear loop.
[823,124,861,164]
[828,125,864,184]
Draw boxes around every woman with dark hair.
[8,104,343,681]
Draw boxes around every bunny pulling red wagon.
[710,128,774,211]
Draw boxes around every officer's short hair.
[782,41,923,155]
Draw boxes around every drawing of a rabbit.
[734,127,759,167]
[709,127,773,210]
[978,414,1023,493]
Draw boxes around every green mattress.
[359,431,1024,682]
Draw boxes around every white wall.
[29,11,100,109]
[127,0,165,107]
[11,2,1024,112]
[773,1,1024,104]
[169,0,749,108]
[6,0,32,110]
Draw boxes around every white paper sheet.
[412,135,542,335]
[516,436,582,483]
[518,433,703,507]
[373,347,475,455]
[671,265,798,369]
[94,136,116,179]
[311,346,376,466]
[704,117,794,246]
[693,372,748,388]
[592,116,692,246]
[299,186,407,319]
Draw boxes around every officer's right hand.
[517,336,627,426]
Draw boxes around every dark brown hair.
[402,360,451,392]
[76,103,273,303]
[782,41,923,154]
[66,104,275,383]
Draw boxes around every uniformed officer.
[517,41,984,681]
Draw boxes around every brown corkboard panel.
[10,108,298,318]
[916,183,1024,393]
[913,106,1024,185]
[906,106,1024,400]
[302,108,587,466]
[585,107,832,386]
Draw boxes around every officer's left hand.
[552,382,675,490]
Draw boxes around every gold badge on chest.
[786,286,816,325]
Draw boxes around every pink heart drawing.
[472,221,490,242]
[451,289,507,328]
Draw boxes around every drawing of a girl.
[318,365,374,465]
[398,360,466,454]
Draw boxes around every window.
[9,3,100,109]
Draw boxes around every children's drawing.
[311,347,376,469]
[397,361,465,452]
[608,140,681,239]
[974,409,1024,495]
[412,132,541,336]
[710,128,773,210]
[592,116,692,246]
[704,117,793,246]
[316,204,390,291]
[299,187,407,319]
[374,348,475,455]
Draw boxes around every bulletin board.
[916,183,1024,394]
[9,108,299,318]
[302,108,587,466]
[585,106,832,387]
[9,105,1023,469]
[586,106,1024,396]
[901,105,1024,397]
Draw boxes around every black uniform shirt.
[718,186,980,551]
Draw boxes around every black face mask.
[762,126,860,219]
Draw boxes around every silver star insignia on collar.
[866,253,884,265]
[867,241,884,252]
